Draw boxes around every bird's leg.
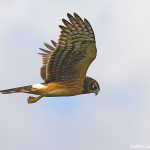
[27,95,43,104]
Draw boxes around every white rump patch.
[32,84,45,89]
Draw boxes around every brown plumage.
[0,13,100,104]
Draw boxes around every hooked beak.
[95,89,100,96]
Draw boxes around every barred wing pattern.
[39,40,57,81]
[40,13,97,84]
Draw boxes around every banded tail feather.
[0,83,46,104]
[0,85,33,94]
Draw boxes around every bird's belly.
[44,87,82,97]
[31,82,83,97]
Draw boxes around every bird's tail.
[0,85,32,94]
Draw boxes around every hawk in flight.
[0,13,100,104]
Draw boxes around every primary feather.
[39,13,96,86]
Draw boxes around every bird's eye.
[92,84,97,90]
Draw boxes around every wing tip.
[51,40,57,47]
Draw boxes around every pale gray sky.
[0,0,150,150]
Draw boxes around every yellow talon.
[27,95,43,104]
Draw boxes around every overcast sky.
[0,0,150,150]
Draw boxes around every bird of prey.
[0,13,100,104]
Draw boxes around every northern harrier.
[0,13,100,104]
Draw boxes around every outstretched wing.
[42,13,97,84]
[39,40,57,81]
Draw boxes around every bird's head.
[83,77,100,95]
